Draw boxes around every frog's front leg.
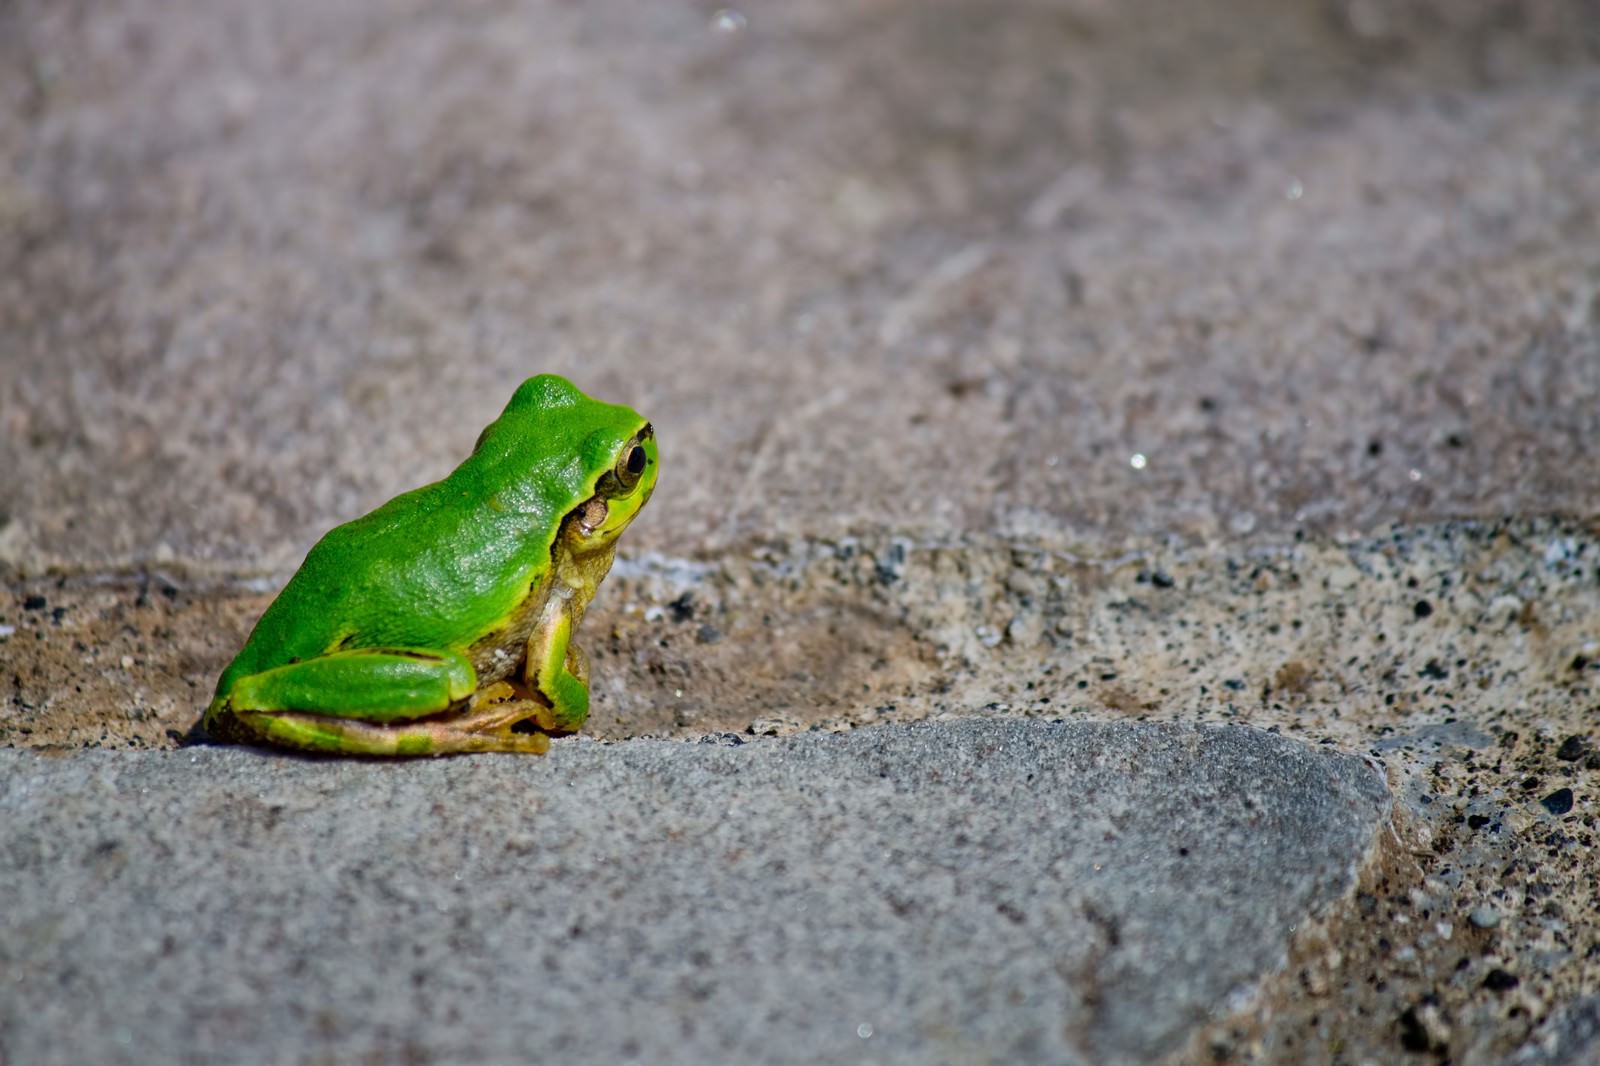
[524,593,591,734]
[207,647,550,756]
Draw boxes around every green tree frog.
[203,374,657,756]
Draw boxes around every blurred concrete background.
[4,0,1597,573]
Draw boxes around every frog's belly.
[466,579,558,687]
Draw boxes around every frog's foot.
[443,683,561,748]
[470,677,581,738]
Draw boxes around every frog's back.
[218,478,547,689]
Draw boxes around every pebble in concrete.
[0,719,1389,1065]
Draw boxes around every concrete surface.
[0,721,1390,1066]
[3,0,1598,1063]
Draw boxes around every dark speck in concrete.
[1541,788,1574,816]
[1555,735,1589,761]
[1397,1006,1433,1052]
[668,592,695,623]
[1484,969,1522,992]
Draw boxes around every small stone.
[745,716,800,737]
[1468,905,1499,929]
[1006,613,1044,647]
[1303,966,1331,996]
[22,594,47,611]
[1412,599,1433,619]
[1005,570,1042,597]
[1540,787,1574,816]
[1555,735,1588,762]
[1482,968,1519,992]
[1397,1002,1449,1052]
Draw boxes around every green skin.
[204,374,657,756]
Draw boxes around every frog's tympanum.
[204,374,657,756]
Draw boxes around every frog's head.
[473,374,657,558]
[562,420,657,555]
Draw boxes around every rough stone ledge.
[0,719,1389,1066]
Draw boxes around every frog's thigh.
[220,648,551,755]
[526,601,590,734]
[226,647,477,721]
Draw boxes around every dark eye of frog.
[612,444,647,492]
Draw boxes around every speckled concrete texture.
[3,1,1599,1063]
[1511,994,1600,1065]
[0,722,1390,1066]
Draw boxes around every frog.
[202,373,657,756]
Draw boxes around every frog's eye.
[614,444,648,491]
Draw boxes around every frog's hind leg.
[208,647,552,756]
[237,707,552,756]
[234,681,555,755]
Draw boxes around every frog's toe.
[432,698,554,751]
[382,712,552,755]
